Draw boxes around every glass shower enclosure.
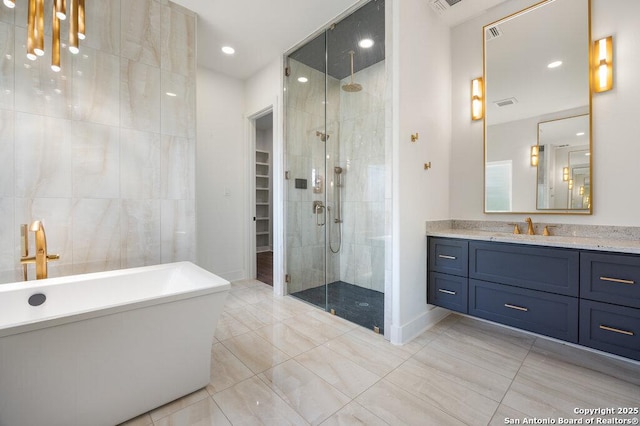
[284,0,388,334]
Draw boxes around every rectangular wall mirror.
[484,0,592,214]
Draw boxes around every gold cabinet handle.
[599,276,635,285]
[504,303,528,312]
[438,254,457,260]
[438,289,456,295]
[599,325,634,336]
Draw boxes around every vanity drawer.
[469,279,578,342]
[580,252,640,309]
[579,300,640,361]
[469,241,579,296]
[428,272,468,314]
[428,237,468,277]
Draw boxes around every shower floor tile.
[290,281,384,334]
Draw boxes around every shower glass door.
[284,31,330,310]
[285,0,387,334]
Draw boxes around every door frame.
[245,99,284,295]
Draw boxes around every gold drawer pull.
[438,289,457,295]
[438,254,457,260]
[599,276,635,285]
[599,325,635,336]
[504,303,528,312]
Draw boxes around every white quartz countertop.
[426,228,640,255]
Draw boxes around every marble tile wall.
[339,61,387,293]
[0,0,196,283]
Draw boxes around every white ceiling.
[172,0,510,80]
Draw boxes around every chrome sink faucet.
[524,217,535,235]
[20,221,60,280]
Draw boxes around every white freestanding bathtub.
[0,261,230,426]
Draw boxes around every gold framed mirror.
[483,0,592,214]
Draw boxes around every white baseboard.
[218,269,246,282]
[389,306,450,345]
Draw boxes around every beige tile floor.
[120,279,640,426]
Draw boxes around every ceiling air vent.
[429,0,463,15]
[485,25,503,41]
[494,97,518,107]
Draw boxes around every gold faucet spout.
[524,217,535,235]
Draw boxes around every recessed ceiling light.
[166,92,177,97]
[221,46,235,55]
[358,38,374,48]
[297,77,308,83]
[547,60,563,69]
[576,132,585,136]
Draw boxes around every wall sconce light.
[471,77,483,121]
[593,36,613,93]
[530,145,539,167]
[563,167,569,182]
[579,186,585,196]
[4,0,86,72]
[568,179,573,190]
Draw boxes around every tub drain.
[28,293,46,306]
[356,302,369,307]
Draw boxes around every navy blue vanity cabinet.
[469,241,579,296]
[579,252,640,361]
[429,272,468,313]
[469,279,579,342]
[427,238,469,313]
[428,237,468,277]
[579,301,640,361]
[580,252,640,308]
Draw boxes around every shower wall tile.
[354,244,372,289]
[120,128,161,199]
[161,199,195,263]
[14,27,73,120]
[83,0,121,56]
[121,199,161,268]
[0,21,15,110]
[72,48,120,126]
[161,135,195,200]
[14,113,71,198]
[121,0,161,67]
[120,59,161,132]
[71,121,120,199]
[160,4,195,77]
[0,1,196,283]
[0,110,14,197]
[161,70,195,138]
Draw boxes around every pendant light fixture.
[4,0,86,72]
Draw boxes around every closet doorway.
[255,112,274,285]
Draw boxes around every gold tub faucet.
[20,221,60,280]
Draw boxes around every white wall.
[451,0,640,226]
[390,0,452,344]
[196,68,246,281]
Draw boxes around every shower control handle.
[313,201,325,226]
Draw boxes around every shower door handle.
[313,201,325,226]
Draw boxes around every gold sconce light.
[568,179,573,190]
[562,167,569,182]
[579,186,585,196]
[530,145,539,167]
[593,36,613,93]
[4,0,86,73]
[471,77,484,121]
